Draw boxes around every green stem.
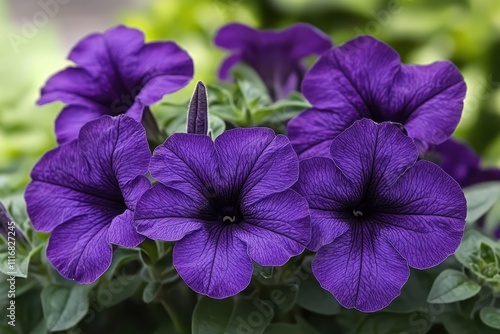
[160,299,187,334]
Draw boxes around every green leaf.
[252,93,310,124]
[264,322,321,334]
[261,283,299,312]
[225,298,274,334]
[455,230,499,270]
[192,297,275,334]
[296,273,340,315]
[0,243,43,278]
[480,306,500,329]
[351,312,432,334]
[441,313,500,334]
[427,269,481,303]
[192,297,234,334]
[41,284,91,331]
[209,114,226,139]
[464,181,500,223]
[386,269,436,313]
[96,274,142,308]
[143,282,162,304]
[232,64,271,109]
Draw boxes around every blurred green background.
[2,0,500,197]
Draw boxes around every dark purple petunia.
[427,138,500,188]
[134,127,310,298]
[215,23,332,100]
[288,36,467,159]
[38,25,194,144]
[25,116,150,283]
[293,119,466,312]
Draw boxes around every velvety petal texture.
[25,115,151,283]
[288,35,466,158]
[38,25,194,144]
[215,23,332,100]
[294,119,466,312]
[428,138,500,188]
[135,128,311,298]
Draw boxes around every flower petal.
[173,225,253,298]
[330,119,418,193]
[78,115,150,187]
[150,133,218,201]
[68,25,144,84]
[235,190,310,266]
[47,214,113,283]
[133,42,194,106]
[376,160,466,269]
[108,210,145,248]
[313,225,409,312]
[37,67,112,106]
[25,116,149,233]
[302,36,399,112]
[134,184,206,241]
[25,141,118,232]
[288,108,355,159]
[54,105,110,144]
[391,62,466,148]
[215,128,299,205]
[294,157,359,250]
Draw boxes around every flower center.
[218,205,243,225]
[352,209,364,217]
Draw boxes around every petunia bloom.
[25,116,150,283]
[427,138,500,188]
[293,119,466,312]
[134,127,311,298]
[288,36,467,159]
[214,23,332,100]
[38,25,194,144]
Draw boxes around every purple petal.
[218,54,242,80]
[133,42,194,106]
[294,157,359,251]
[108,209,145,248]
[47,214,113,283]
[330,119,418,192]
[215,128,299,205]
[376,161,466,269]
[150,133,218,201]
[25,141,99,232]
[173,225,253,298]
[288,108,355,159]
[68,25,144,83]
[54,105,110,144]
[215,23,331,99]
[291,36,465,157]
[302,36,399,112]
[215,23,331,60]
[26,116,149,232]
[312,226,409,312]
[134,184,206,241]
[78,115,150,187]
[38,67,115,106]
[235,190,310,266]
[391,62,465,148]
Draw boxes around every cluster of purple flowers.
[26,23,475,312]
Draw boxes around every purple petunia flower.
[293,119,466,312]
[134,127,311,298]
[25,116,150,283]
[288,36,467,159]
[38,25,194,144]
[428,138,500,188]
[215,23,332,100]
